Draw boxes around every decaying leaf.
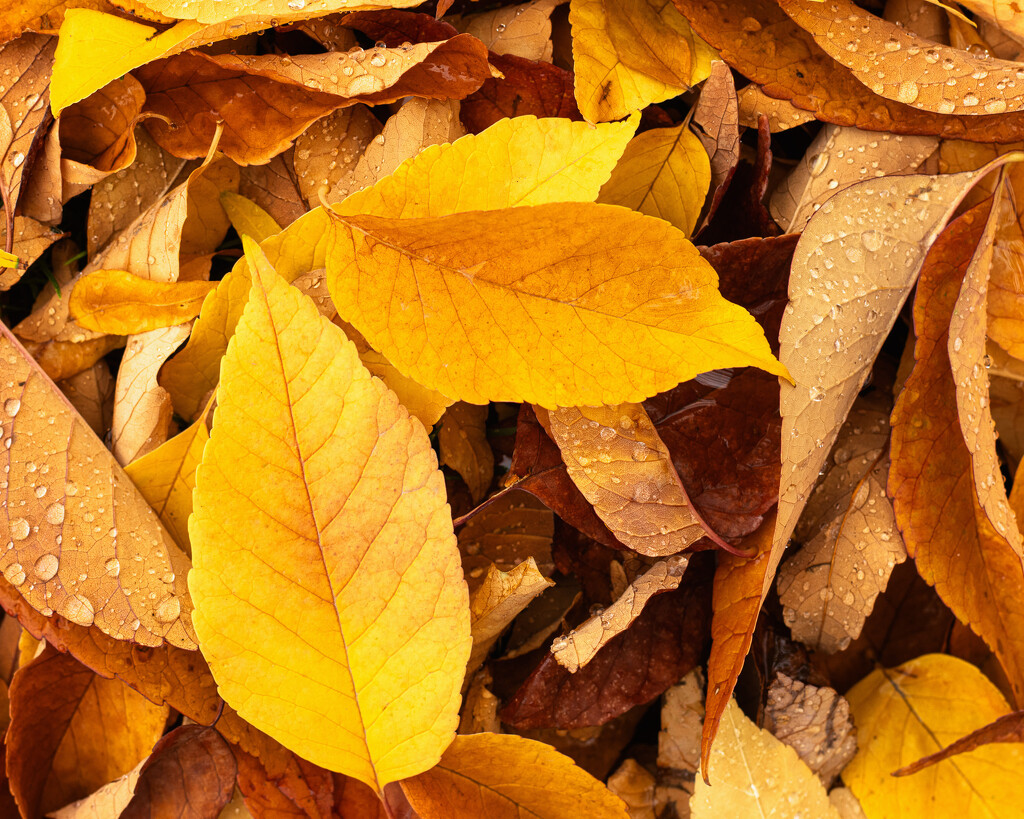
[440,402,494,504]
[894,709,1024,776]
[690,61,739,232]
[460,53,581,131]
[845,654,1024,815]
[606,760,656,819]
[189,241,470,791]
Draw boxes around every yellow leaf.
[326,203,787,407]
[220,192,281,244]
[844,654,1024,818]
[189,239,471,791]
[692,699,840,818]
[597,124,711,237]
[132,0,421,26]
[400,732,629,819]
[0,324,195,648]
[68,270,217,335]
[569,0,717,123]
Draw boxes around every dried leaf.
[606,760,656,819]
[293,104,382,207]
[0,323,196,646]
[770,124,937,234]
[777,0,1024,116]
[736,84,818,132]
[597,123,710,237]
[49,760,143,819]
[6,645,168,818]
[658,669,703,773]
[763,673,857,786]
[325,203,786,407]
[238,151,306,229]
[401,732,629,819]
[57,360,114,439]
[453,0,560,62]
[68,270,216,335]
[121,726,236,819]
[0,217,65,292]
[569,0,716,123]
[440,402,494,504]
[460,53,581,131]
[551,554,689,673]
[844,654,1024,815]
[890,203,1024,704]
[690,699,840,817]
[691,61,739,232]
[189,240,470,791]
[541,404,712,556]
[777,397,907,653]
[894,710,1024,776]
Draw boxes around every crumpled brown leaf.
[440,402,494,504]
[691,61,739,233]
[238,150,305,229]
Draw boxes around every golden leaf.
[189,239,471,791]
[219,191,281,245]
[68,270,216,335]
[131,0,421,26]
[326,203,787,407]
[401,732,629,819]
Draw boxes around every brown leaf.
[459,53,581,133]
[501,555,711,729]
[894,709,1024,776]
[461,669,502,734]
[440,402,494,504]
[338,8,460,46]
[763,673,857,786]
[736,84,818,132]
[669,0,1024,142]
[551,555,689,673]
[57,360,114,438]
[655,671,703,816]
[121,726,236,819]
[691,61,739,233]
[6,645,168,818]
[776,396,907,653]
[890,203,1024,705]
[238,151,305,230]
[0,217,64,291]
[542,404,714,556]
[293,104,381,207]
[777,0,1024,117]
[136,37,492,165]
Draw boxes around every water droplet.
[809,386,826,402]
[369,52,387,67]
[861,230,883,252]
[495,22,506,33]
[65,594,95,627]
[154,595,181,623]
[34,554,58,581]
[287,0,305,8]
[953,336,963,353]
[808,152,829,177]
[34,485,46,498]
[45,502,65,525]
[9,518,29,541]
[11,152,23,168]
[4,398,20,416]
[740,16,762,32]
[3,563,24,585]
[896,81,919,104]
[631,442,648,461]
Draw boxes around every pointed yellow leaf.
[68,270,217,335]
[219,191,281,244]
[401,732,629,819]
[597,124,711,237]
[326,203,787,408]
[189,239,471,792]
[569,0,717,123]
[844,654,1024,818]
[133,0,421,26]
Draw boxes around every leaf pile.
[1,0,1024,816]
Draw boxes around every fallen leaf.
[111,323,191,465]
[769,124,937,234]
[292,104,382,207]
[777,0,1024,117]
[690,61,739,232]
[219,191,281,244]
[0,323,196,646]
[49,760,143,819]
[189,240,471,791]
[763,673,857,786]
[460,53,581,131]
[141,0,422,25]
[844,654,1024,816]
[57,360,114,438]
[460,669,502,734]
[0,217,65,292]
[502,556,711,729]
[894,710,1024,776]
[401,732,629,819]
[889,203,1024,705]
[690,699,840,817]
[658,670,704,776]
[736,83,818,132]
[453,0,560,62]
[606,759,656,819]
[569,0,715,123]
[440,402,494,503]
[773,159,1018,625]
[776,396,907,653]
[551,554,689,673]
[237,150,306,230]
[597,123,710,237]
[121,726,236,819]
[68,270,216,335]
[468,558,554,677]
[541,404,714,556]
[6,645,169,818]
[325,203,787,407]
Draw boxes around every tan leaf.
[0,324,196,646]
[777,397,907,653]
[49,760,143,819]
[777,0,1024,116]
[607,759,656,819]
[20,335,125,383]
[6,645,168,818]
[453,0,560,62]
[57,360,114,438]
[468,558,554,677]
[69,270,217,335]
[541,404,712,557]
[0,217,65,292]
[736,84,818,132]
[20,119,62,226]
[773,158,1018,617]
[691,61,739,232]
[111,324,191,465]
[691,699,840,817]
[829,787,868,819]
[550,554,689,673]
[770,124,937,234]
[238,150,305,229]
[657,669,704,773]
[948,183,1024,557]
[502,582,580,660]
[440,402,494,504]
[460,669,502,735]
[763,673,857,787]
[293,104,381,208]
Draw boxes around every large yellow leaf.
[133,0,420,26]
[188,240,471,792]
[325,203,787,407]
[400,732,629,819]
[569,0,716,123]
[844,654,1024,818]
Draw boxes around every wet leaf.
[453,0,560,62]
[189,240,470,791]
[691,699,840,817]
[401,732,629,819]
[460,54,581,131]
[292,104,381,207]
[57,360,114,439]
[844,654,1024,816]
[894,710,1024,776]
[140,0,422,26]
[219,191,281,244]
[68,270,216,335]
[440,402,494,504]
[238,151,305,230]
[736,84,818,132]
